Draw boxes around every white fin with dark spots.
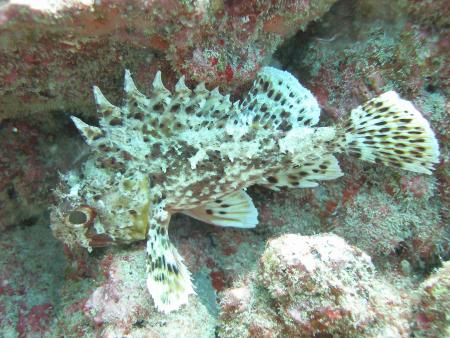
[182,190,258,228]
[146,215,195,314]
[338,91,440,174]
[259,154,343,190]
[239,67,321,131]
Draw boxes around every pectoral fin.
[182,190,258,228]
[146,213,195,313]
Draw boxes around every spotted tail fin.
[337,91,440,174]
[146,215,195,313]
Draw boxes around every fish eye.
[65,206,96,228]
[68,210,88,224]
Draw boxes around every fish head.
[50,163,151,251]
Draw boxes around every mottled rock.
[0,0,336,121]
[413,261,450,337]
[219,233,412,337]
[276,0,448,270]
[0,119,79,231]
[82,246,216,338]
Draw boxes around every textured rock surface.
[276,0,449,268]
[413,261,450,337]
[0,219,219,337]
[81,245,216,337]
[0,0,336,121]
[0,219,65,337]
[218,233,412,337]
[0,118,80,231]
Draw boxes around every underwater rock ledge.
[0,0,336,121]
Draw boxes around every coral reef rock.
[82,245,216,338]
[413,261,450,337]
[0,119,77,231]
[276,0,448,270]
[0,0,337,121]
[219,233,412,337]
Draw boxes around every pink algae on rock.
[219,233,412,337]
[413,261,450,337]
[82,245,216,338]
[0,0,337,122]
[273,0,448,269]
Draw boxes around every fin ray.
[146,215,195,313]
[182,190,258,228]
[259,154,343,190]
[338,91,440,174]
[240,67,320,131]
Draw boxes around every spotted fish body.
[51,67,439,313]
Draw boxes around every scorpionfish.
[51,67,440,313]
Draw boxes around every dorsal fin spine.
[211,87,221,97]
[175,75,190,94]
[152,71,170,95]
[93,86,123,126]
[93,86,115,110]
[194,82,207,94]
[71,116,104,146]
[124,69,138,94]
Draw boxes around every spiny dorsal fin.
[120,70,237,140]
[152,71,171,96]
[259,154,343,190]
[124,69,151,114]
[174,75,191,95]
[181,190,258,228]
[240,67,320,131]
[71,116,104,146]
[93,86,124,129]
[73,70,240,148]
[338,91,440,174]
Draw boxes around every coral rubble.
[218,233,412,337]
[413,261,450,337]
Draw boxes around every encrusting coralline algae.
[50,66,439,313]
[219,233,414,337]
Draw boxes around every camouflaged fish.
[50,67,439,313]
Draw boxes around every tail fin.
[337,91,439,174]
[146,216,195,313]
